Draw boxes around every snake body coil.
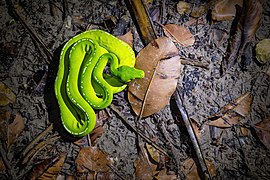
[55,30,144,137]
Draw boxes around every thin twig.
[22,135,60,164]
[181,59,210,69]
[174,88,211,179]
[110,104,168,156]
[22,124,53,157]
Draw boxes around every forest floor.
[0,0,270,179]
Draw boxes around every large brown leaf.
[208,92,253,128]
[76,147,110,173]
[163,24,195,46]
[128,37,181,117]
[211,0,243,21]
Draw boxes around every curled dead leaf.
[221,0,263,73]
[212,0,243,21]
[163,24,195,46]
[0,82,16,106]
[254,116,270,150]
[76,147,110,173]
[128,37,181,117]
[208,92,253,128]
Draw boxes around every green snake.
[54,29,144,137]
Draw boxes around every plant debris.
[128,37,181,117]
[208,92,253,128]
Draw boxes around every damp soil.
[0,0,270,179]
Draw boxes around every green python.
[54,29,144,137]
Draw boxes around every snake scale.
[55,29,144,137]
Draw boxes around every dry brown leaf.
[117,30,134,48]
[212,0,243,21]
[8,113,24,147]
[90,126,104,145]
[128,37,181,117]
[221,0,262,74]
[254,116,270,150]
[181,158,216,179]
[208,92,253,128]
[76,147,110,173]
[0,81,16,106]
[39,153,66,179]
[135,152,157,179]
[163,24,195,46]
[74,136,90,147]
[176,1,191,15]
[27,154,64,179]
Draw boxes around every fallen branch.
[174,87,211,179]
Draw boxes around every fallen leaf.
[135,152,157,179]
[221,0,263,74]
[74,136,90,148]
[76,147,110,173]
[8,113,25,147]
[146,143,160,164]
[255,39,270,65]
[254,116,270,150]
[181,158,216,179]
[0,81,16,106]
[176,1,191,15]
[39,153,66,179]
[117,30,134,48]
[163,24,195,46]
[128,37,181,117]
[90,126,104,145]
[208,92,253,128]
[211,0,243,21]
[27,154,65,179]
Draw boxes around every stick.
[174,88,211,179]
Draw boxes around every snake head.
[115,66,144,82]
